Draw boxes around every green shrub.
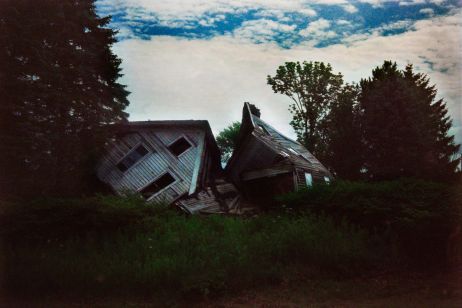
[0,194,172,239]
[278,178,461,266]
[1,196,375,299]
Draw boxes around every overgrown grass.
[1,196,375,300]
[2,178,458,300]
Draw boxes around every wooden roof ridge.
[114,119,221,161]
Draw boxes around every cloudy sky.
[97,0,462,146]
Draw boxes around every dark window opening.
[140,173,175,199]
[116,144,149,172]
[168,137,192,156]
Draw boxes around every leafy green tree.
[216,122,241,163]
[324,84,364,180]
[0,0,129,198]
[267,61,343,160]
[359,61,460,181]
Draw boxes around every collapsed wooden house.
[96,120,242,214]
[97,104,332,213]
[225,103,332,204]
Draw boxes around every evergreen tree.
[324,84,363,180]
[0,0,129,198]
[359,61,460,181]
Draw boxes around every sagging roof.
[226,103,331,177]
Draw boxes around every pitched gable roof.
[226,103,331,176]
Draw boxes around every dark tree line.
[268,60,460,182]
[0,0,129,199]
[360,62,459,181]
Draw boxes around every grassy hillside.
[1,179,460,303]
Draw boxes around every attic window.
[168,137,192,156]
[140,172,176,199]
[116,144,149,172]
[258,124,270,135]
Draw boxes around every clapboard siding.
[97,128,205,204]
[226,103,332,198]
[253,116,327,170]
[252,116,330,173]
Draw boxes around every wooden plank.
[189,131,205,195]
[241,167,291,181]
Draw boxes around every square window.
[140,172,176,199]
[117,144,149,172]
[168,137,192,156]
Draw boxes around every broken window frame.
[167,135,194,157]
[140,171,177,200]
[304,172,313,187]
[116,143,150,173]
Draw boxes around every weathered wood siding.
[97,128,205,204]
[227,132,278,187]
[252,116,328,173]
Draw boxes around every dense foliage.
[359,61,460,181]
[267,60,460,182]
[267,61,343,163]
[2,179,459,300]
[1,196,374,299]
[279,179,461,265]
[0,0,129,199]
[216,121,241,163]
[324,84,363,180]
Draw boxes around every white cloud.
[420,8,435,15]
[337,19,352,26]
[362,19,415,36]
[232,19,297,43]
[198,14,226,27]
[98,0,455,31]
[399,0,426,6]
[112,10,462,145]
[299,8,318,16]
[356,0,384,6]
[98,0,320,27]
[299,18,337,40]
[428,0,445,4]
[343,4,359,13]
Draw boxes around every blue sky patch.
[97,0,460,48]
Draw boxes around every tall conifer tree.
[0,0,129,198]
[359,61,459,181]
[324,84,363,180]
